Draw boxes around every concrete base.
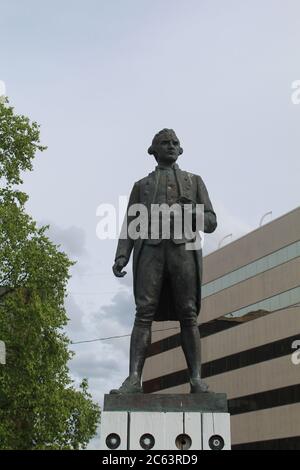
[104,392,228,413]
[100,393,231,450]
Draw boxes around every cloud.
[70,346,122,380]
[64,295,85,334]
[41,222,88,258]
[69,338,130,407]
[66,292,133,399]
[98,290,135,329]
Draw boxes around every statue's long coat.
[115,165,217,321]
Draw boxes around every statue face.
[154,134,181,164]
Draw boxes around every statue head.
[148,129,183,164]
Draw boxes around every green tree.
[0,99,100,450]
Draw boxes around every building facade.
[143,207,300,450]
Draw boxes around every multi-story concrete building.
[143,206,300,450]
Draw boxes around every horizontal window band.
[143,369,188,394]
[144,334,300,392]
[143,380,300,420]
[232,435,300,450]
[204,335,298,379]
[202,241,300,298]
[228,383,300,416]
[148,290,300,358]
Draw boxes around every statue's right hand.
[112,257,128,277]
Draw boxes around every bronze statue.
[110,129,217,394]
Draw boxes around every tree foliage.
[0,100,100,450]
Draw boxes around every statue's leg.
[180,322,208,392]
[180,322,201,379]
[110,243,164,394]
[109,322,152,394]
[129,321,152,381]
[167,242,209,393]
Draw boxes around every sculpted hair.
[148,128,183,159]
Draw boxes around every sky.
[1,0,300,448]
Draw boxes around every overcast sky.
[1,0,300,448]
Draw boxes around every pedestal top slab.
[104,392,228,413]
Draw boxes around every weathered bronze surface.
[111,129,217,394]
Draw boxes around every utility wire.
[70,303,300,345]
[71,326,180,345]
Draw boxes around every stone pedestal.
[100,393,231,450]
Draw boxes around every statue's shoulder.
[135,171,156,186]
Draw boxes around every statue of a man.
[110,129,217,394]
